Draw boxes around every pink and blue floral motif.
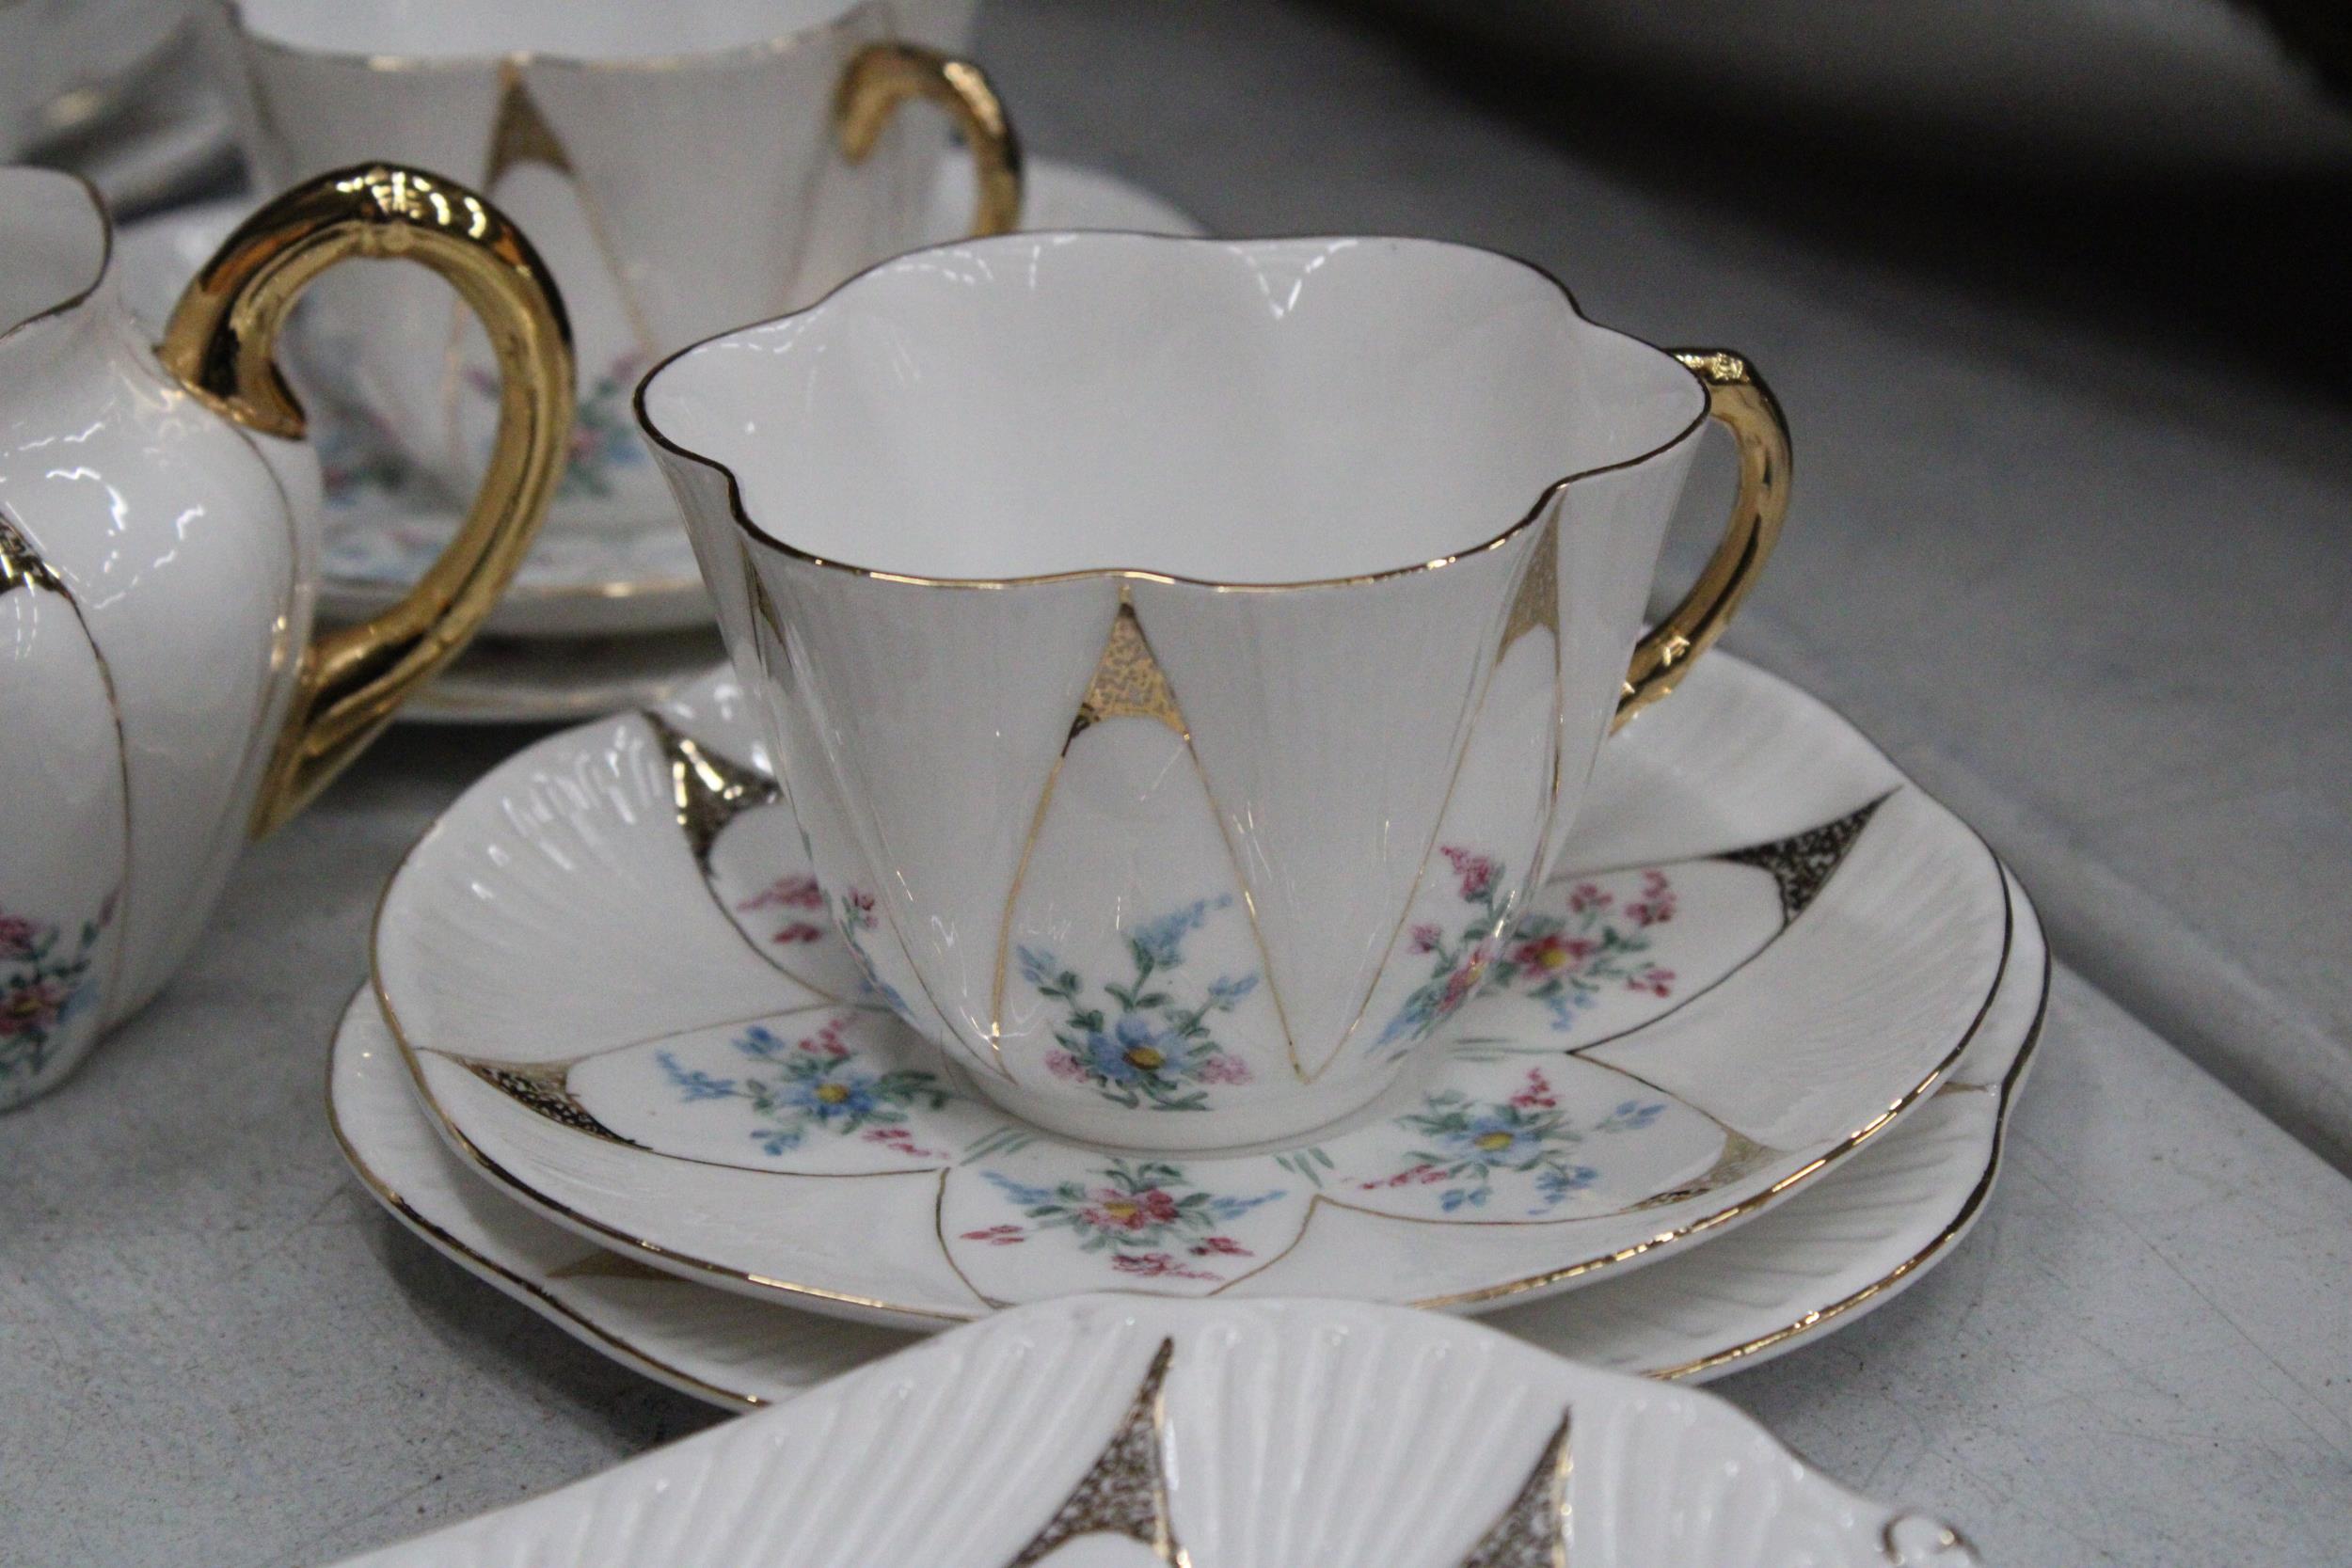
[659,1014,952,1159]
[1487,870,1679,1034]
[1376,847,1514,1054]
[1360,1068,1665,1215]
[735,871,831,949]
[0,899,107,1087]
[1018,896,1258,1113]
[964,1158,1284,1282]
[830,886,915,1020]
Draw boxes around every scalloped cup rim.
[633,229,1714,591]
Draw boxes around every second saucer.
[374,653,2011,1328]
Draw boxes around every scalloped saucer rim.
[372,653,2016,1327]
[329,872,2043,1404]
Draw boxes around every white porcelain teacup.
[640,232,1790,1152]
[204,0,1018,542]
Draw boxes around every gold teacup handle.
[1613,349,1793,729]
[158,165,576,835]
[835,41,1025,237]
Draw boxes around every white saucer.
[331,863,2041,1404]
[373,654,2014,1328]
[326,1294,1979,1568]
[113,159,1205,643]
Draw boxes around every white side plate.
[323,1294,1979,1568]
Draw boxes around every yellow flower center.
[1475,1130,1515,1152]
[1536,947,1569,970]
[1125,1046,1165,1070]
[1103,1199,1141,1222]
[814,1082,850,1104]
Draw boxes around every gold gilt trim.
[1628,1127,1773,1212]
[465,1059,637,1147]
[1073,594,1187,736]
[641,710,778,863]
[1006,1338,1183,1566]
[0,502,138,1037]
[366,683,2016,1329]
[638,711,852,1006]
[992,585,1305,1080]
[1460,1410,1573,1568]
[339,943,2042,1406]
[0,168,111,349]
[1721,797,1885,924]
[1314,511,1564,1082]
[482,59,659,358]
[485,59,573,177]
[1646,944,2047,1380]
[543,1250,688,1285]
[741,577,977,1064]
[1498,509,1561,654]
[321,1022,765,1412]
[635,241,1722,594]
[0,515,67,597]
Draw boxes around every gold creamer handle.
[835,41,1025,238]
[159,165,575,836]
[1613,349,1792,729]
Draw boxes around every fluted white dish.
[328,864,2040,1403]
[371,652,2012,1327]
[322,1293,1979,1567]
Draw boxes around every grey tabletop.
[6,2,2351,1564]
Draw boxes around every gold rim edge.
[0,166,115,349]
[1646,939,2050,1381]
[631,231,1716,594]
[1406,844,2012,1310]
[330,936,2044,1401]
[366,704,2023,1335]
[321,1004,767,1410]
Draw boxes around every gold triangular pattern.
[544,1251,686,1285]
[642,711,781,865]
[1006,1338,1182,1566]
[992,590,1304,1079]
[472,57,659,361]
[1627,1127,1775,1212]
[1071,593,1187,741]
[1719,795,1888,924]
[1310,514,1563,1082]
[464,1058,635,1147]
[485,59,575,181]
[0,512,65,597]
[1499,510,1561,652]
[1457,1408,1573,1568]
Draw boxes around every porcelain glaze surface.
[325,1294,1973,1568]
[2,163,570,1108]
[113,162,1201,642]
[329,865,2041,1404]
[640,232,1785,1148]
[374,655,2010,1325]
[0,167,316,1107]
[209,0,1005,550]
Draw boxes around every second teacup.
[205,0,1019,541]
[641,232,1790,1152]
